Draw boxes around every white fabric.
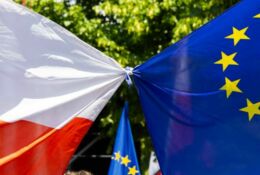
[149,152,161,175]
[0,0,125,128]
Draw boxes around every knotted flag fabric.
[108,102,140,175]
[133,0,260,174]
[0,1,125,174]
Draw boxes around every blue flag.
[133,0,260,174]
[108,102,140,175]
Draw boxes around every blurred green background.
[16,0,239,174]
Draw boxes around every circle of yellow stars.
[112,151,139,175]
[214,13,260,122]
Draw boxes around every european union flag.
[108,102,140,175]
[133,0,260,174]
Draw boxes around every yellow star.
[128,166,139,175]
[220,77,242,98]
[114,151,121,161]
[121,155,131,166]
[225,27,250,46]
[214,52,238,71]
[240,99,260,121]
[254,14,260,18]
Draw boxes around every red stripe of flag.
[0,117,93,175]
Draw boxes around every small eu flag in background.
[133,0,260,174]
[108,102,140,175]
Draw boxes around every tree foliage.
[16,0,239,173]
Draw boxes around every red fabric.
[0,118,93,175]
[0,120,51,158]
[155,171,162,175]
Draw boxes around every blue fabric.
[133,0,260,174]
[108,102,140,175]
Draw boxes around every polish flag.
[0,1,125,174]
[149,152,162,175]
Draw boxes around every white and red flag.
[0,1,125,174]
